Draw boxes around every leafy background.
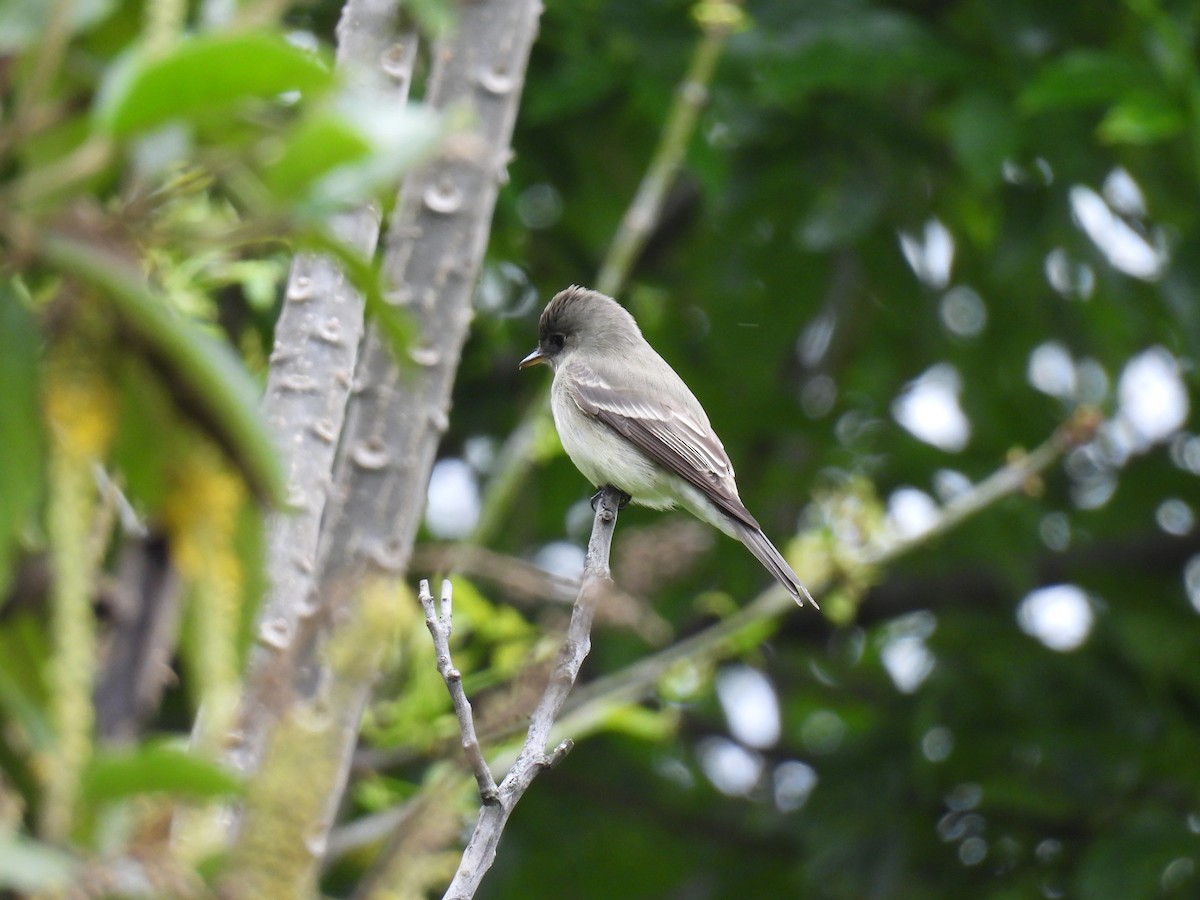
[2,0,1199,897]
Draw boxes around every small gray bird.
[520,285,815,608]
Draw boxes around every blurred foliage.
[2,0,1199,897]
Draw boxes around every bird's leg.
[591,485,631,510]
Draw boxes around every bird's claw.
[591,486,631,511]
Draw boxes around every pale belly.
[550,385,676,508]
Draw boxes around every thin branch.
[411,542,672,643]
[419,578,499,803]
[594,1,742,297]
[438,486,624,900]
[2,0,74,160]
[857,414,1094,566]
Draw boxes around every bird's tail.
[733,522,818,609]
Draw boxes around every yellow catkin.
[162,448,246,753]
[40,361,117,842]
[163,447,247,865]
[43,372,117,463]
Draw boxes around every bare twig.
[857,416,1094,567]
[413,543,603,605]
[411,542,672,642]
[2,0,74,160]
[438,486,623,899]
[419,578,499,803]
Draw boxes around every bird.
[519,285,815,608]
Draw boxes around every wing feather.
[568,366,762,531]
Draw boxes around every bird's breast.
[550,380,675,508]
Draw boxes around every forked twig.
[418,578,499,804]
[424,485,624,899]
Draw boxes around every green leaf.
[0,615,54,753]
[749,11,966,101]
[0,836,74,891]
[95,31,333,136]
[794,175,883,252]
[1019,51,1158,113]
[265,92,441,208]
[1074,813,1194,900]
[109,354,181,509]
[81,742,242,805]
[600,705,678,742]
[1098,91,1186,144]
[949,90,1018,186]
[39,234,286,504]
[262,112,373,199]
[0,283,44,596]
[306,99,441,206]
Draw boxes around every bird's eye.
[548,332,566,351]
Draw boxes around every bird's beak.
[519,348,547,370]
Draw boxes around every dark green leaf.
[949,90,1018,186]
[747,11,967,101]
[1074,813,1195,900]
[794,174,884,251]
[0,283,43,596]
[1020,51,1158,113]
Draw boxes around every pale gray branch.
[419,577,499,803]
[236,0,419,780]
[440,486,623,900]
[299,0,542,862]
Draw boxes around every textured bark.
[237,0,419,781]
[226,0,544,885]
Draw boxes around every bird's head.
[519,285,640,371]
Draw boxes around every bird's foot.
[591,486,631,511]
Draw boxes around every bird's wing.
[568,364,761,532]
